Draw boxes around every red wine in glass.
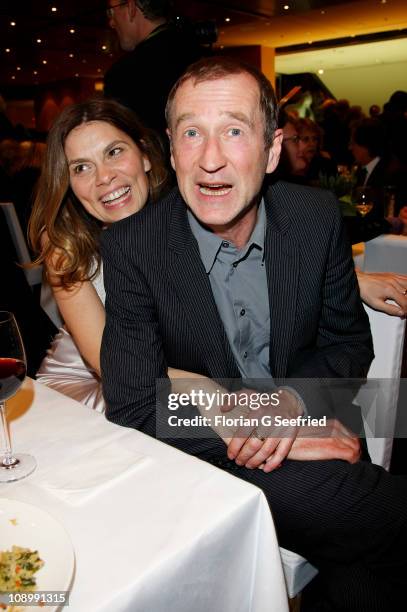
[0,358,27,401]
[0,311,36,482]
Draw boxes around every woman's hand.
[356,269,407,317]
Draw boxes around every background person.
[104,0,206,142]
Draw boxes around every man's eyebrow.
[174,111,253,130]
[224,111,253,128]
[174,113,194,130]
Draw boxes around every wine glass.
[0,311,36,482]
[352,186,374,241]
[353,186,374,218]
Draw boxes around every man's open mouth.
[198,183,232,196]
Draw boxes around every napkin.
[37,442,151,506]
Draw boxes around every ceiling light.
[33,71,38,75]
[42,60,47,64]
[97,68,102,73]
[51,6,57,11]
[5,48,11,53]
[16,66,21,71]
[75,73,79,77]
[225,17,231,22]
[70,29,75,34]
[283,4,290,10]
[10,21,16,26]
[37,39,42,43]
[69,53,74,58]
[318,69,324,75]
[102,45,107,50]
[11,75,16,80]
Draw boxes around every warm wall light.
[102,45,107,50]
[16,66,21,71]
[5,48,11,53]
[33,71,38,75]
[318,69,324,75]
[51,6,57,11]
[283,4,290,9]
[42,60,47,64]
[69,29,75,34]
[37,39,42,43]
[225,17,231,22]
[10,21,16,26]
[95,81,104,91]
[11,75,16,80]
[69,53,74,58]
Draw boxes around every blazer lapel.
[167,195,240,378]
[265,184,300,377]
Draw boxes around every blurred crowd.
[276,89,407,239]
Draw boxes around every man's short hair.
[165,56,279,149]
[351,118,386,158]
[136,0,172,20]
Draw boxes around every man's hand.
[356,269,407,317]
[225,388,303,472]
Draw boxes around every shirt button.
[243,351,248,359]
[222,241,229,248]
[240,309,246,316]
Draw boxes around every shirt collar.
[187,199,267,273]
[364,156,380,179]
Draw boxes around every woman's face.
[65,120,151,224]
[282,122,308,175]
[298,128,319,163]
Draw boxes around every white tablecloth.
[2,379,288,612]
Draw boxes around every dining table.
[1,378,289,612]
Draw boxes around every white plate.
[0,498,75,611]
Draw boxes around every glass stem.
[0,401,17,467]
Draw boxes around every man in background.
[104,0,205,140]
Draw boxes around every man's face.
[168,73,282,234]
[349,139,372,166]
[107,1,137,51]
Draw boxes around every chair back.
[0,201,42,287]
[356,304,406,470]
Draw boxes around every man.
[349,118,406,217]
[104,0,204,139]
[101,57,407,610]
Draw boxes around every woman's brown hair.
[29,98,169,288]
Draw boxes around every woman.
[296,117,337,183]
[29,99,169,411]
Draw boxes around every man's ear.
[167,128,176,171]
[266,128,283,174]
[128,0,138,21]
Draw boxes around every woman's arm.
[43,233,105,373]
[356,269,407,317]
[52,279,105,373]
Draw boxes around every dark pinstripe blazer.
[101,180,373,447]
